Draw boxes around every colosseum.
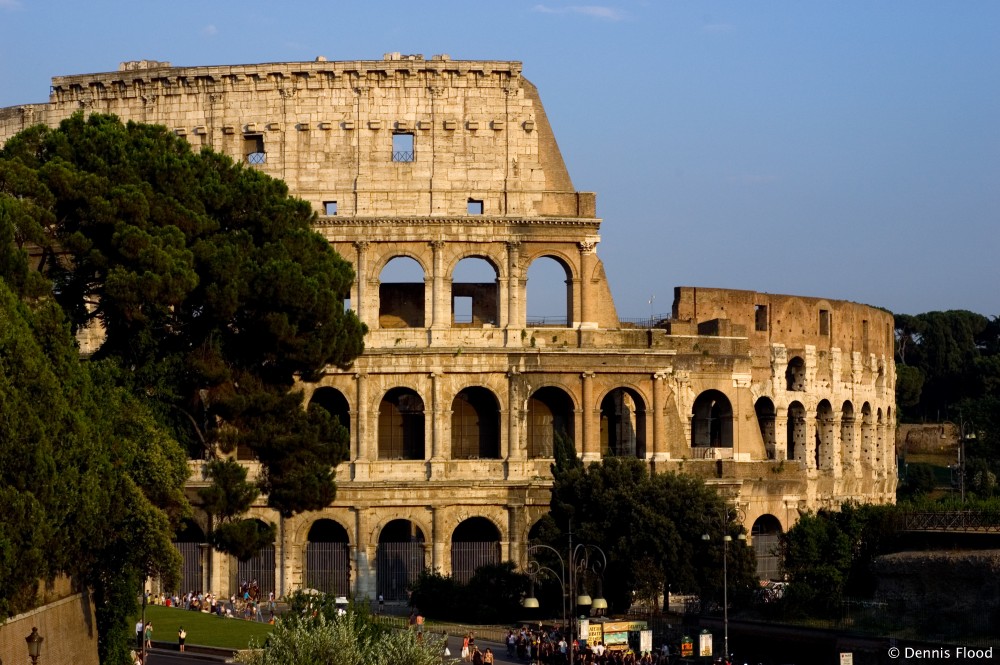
[0,54,896,601]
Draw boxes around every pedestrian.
[135,619,144,651]
[472,645,484,665]
[484,647,495,665]
[144,622,153,649]
[378,593,384,613]
[178,626,187,652]
[416,613,425,635]
[462,634,471,662]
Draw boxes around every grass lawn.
[135,605,273,650]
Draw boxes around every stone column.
[775,412,789,461]
[578,240,598,329]
[832,413,844,478]
[353,241,370,328]
[431,506,445,573]
[354,372,371,480]
[505,241,522,333]
[354,508,375,600]
[429,371,446,462]
[581,371,598,461]
[429,240,447,329]
[507,368,525,462]
[652,372,668,461]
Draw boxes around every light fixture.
[522,596,540,609]
[591,597,608,610]
[25,627,43,665]
[576,593,592,606]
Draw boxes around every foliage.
[236,600,444,665]
[547,457,757,613]
[896,463,939,500]
[0,275,186,665]
[198,459,277,559]
[408,562,530,624]
[780,503,901,616]
[0,113,365,518]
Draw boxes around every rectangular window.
[392,133,414,162]
[243,134,266,165]
[324,201,338,216]
[819,309,830,336]
[467,199,484,215]
[754,304,768,332]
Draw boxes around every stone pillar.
[581,371,598,461]
[430,371,446,462]
[578,240,598,329]
[431,507,445,573]
[355,372,371,480]
[353,240,370,328]
[832,413,844,478]
[805,416,817,470]
[430,240,447,329]
[354,509,375,600]
[775,412,789,461]
[507,368,526,462]
[505,241,522,333]
[652,372,668,461]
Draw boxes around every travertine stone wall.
[0,580,99,665]
[1,56,895,600]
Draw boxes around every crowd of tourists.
[143,581,276,622]
[500,627,685,665]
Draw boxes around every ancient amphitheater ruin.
[0,54,896,601]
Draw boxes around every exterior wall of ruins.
[1,57,896,599]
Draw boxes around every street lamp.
[701,506,746,662]
[25,627,43,665]
[941,419,976,502]
[524,524,607,664]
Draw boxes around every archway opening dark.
[377,520,426,601]
[841,401,856,468]
[305,519,350,596]
[751,515,783,581]
[234,519,276,599]
[173,519,207,595]
[786,356,806,391]
[600,388,646,458]
[816,400,834,470]
[378,388,425,460]
[691,390,733,448]
[451,517,501,584]
[379,256,425,328]
[310,387,350,433]
[451,387,501,459]
[755,397,777,460]
[787,401,806,462]
[527,386,575,459]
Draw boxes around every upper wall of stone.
[0,55,594,219]
[672,286,895,359]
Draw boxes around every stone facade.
[1,54,896,601]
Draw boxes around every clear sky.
[1,1,997,318]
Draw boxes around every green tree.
[0,113,366,518]
[198,459,277,560]
[548,457,756,612]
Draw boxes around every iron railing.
[450,541,500,584]
[245,151,267,165]
[392,151,415,162]
[305,542,351,596]
[172,542,204,594]
[900,510,1000,533]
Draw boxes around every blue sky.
[1,1,998,318]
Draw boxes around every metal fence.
[377,541,425,601]
[305,542,351,596]
[172,542,203,594]
[235,544,276,598]
[450,541,500,584]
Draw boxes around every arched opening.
[751,515,783,581]
[379,256,425,328]
[691,390,733,448]
[755,397,777,460]
[450,517,501,583]
[234,519,276,599]
[376,520,426,601]
[451,387,501,459]
[526,256,572,328]
[841,401,856,469]
[787,401,806,462]
[816,400,834,470]
[527,387,575,459]
[876,407,885,471]
[452,257,499,327]
[378,388,425,460]
[305,519,350,596]
[309,387,350,434]
[786,356,806,392]
[173,519,206,595]
[600,388,646,458]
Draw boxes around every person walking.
[178,626,187,652]
[144,622,153,650]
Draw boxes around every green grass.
[135,605,273,650]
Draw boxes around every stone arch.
[786,356,806,391]
[750,515,783,581]
[379,255,426,328]
[816,400,835,470]
[451,256,500,327]
[450,517,502,583]
[754,397,777,460]
[378,387,426,460]
[787,401,806,462]
[233,519,276,599]
[451,386,501,459]
[376,519,427,601]
[599,387,646,458]
[527,386,576,459]
[526,254,574,328]
[309,386,350,434]
[305,519,351,595]
[691,390,733,448]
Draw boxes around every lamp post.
[524,524,607,665]
[941,419,976,503]
[701,505,746,662]
[25,627,43,665]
